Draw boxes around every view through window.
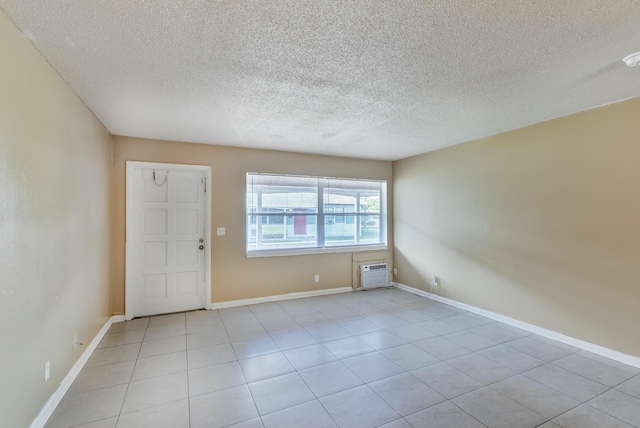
[246,173,386,253]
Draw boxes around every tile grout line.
[53,289,640,428]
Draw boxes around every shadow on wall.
[392,217,631,352]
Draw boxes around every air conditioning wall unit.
[360,263,389,289]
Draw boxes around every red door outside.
[293,209,306,235]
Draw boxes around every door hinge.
[203,177,207,193]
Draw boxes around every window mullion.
[355,192,361,245]
[317,180,325,248]
[257,189,263,249]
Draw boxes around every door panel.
[143,241,167,266]
[131,168,206,316]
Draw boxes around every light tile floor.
[46,288,640,428]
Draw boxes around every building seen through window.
[246,173,386,253]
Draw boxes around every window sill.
[246,244,388,258]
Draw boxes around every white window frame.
[246,173,387,257]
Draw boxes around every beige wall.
[0,10,112,428]
[393,98,640,357]
[111,137,392,312]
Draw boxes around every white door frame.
[125,161,212,320]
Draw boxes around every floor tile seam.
[448,347,528,377]
[451,386,548,426]
[97,292,635,427]
[544,405,579,426]
[484,377,584,421]
[259,322,311,349]
[474,344,546,370]
[106,325,149,334]
[524,335,582,355]
[365,372,449,416]
[63,339,143,400]
[411,342,474,361]
[500,340,570,363]
[113,366,135,428]
[247,304,284,316]
[408,363,485,401]
[410,398,490,428]
[250,393,317,419]
[548,359,637,389]
[326,343,378,361]
[295,360,364,400]
[583,386,640,424]
[313,388,352,428]
[83,357,140,370]
[544,359,625,389]
[518,367,604,403]
[442,338,501,354]
[613,376,640,397]
[552,399,637,428]
[474,332,536,345]
[344,358,407,386]
[279,348,327,372]
[352,372,412,418]
[185,373,248,400]
[186,357,241,374]
[139,331,188,348]
[185,350,192,428]
[129,368,189,386]
[258,315,302,328]
[447,361,520,389]
[266,338,321,355]
[219,317,261,331]
[185,319,224,331]
[142,331,187,342]
[318,383,394,416]
[97,339,145,350]
[117,395,188,419]
[576,353,640,377]
[63,377,134,400]
[145,320,187,330]
[144,321,186,330]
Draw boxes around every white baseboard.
[30,315,121,428]
[209,287,353,310]
[393,282,640,369]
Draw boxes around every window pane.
[247,173,386,253]
[247,214,317,251]
[324,215,356,247]
[358,215,381,244]
[247,175,318,214]
[324,214,381,247]
[324,179,381,215]
[359,194,380,214]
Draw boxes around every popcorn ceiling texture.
[1,1,640,160]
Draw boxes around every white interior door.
[128,165,208,317]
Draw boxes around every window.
[247,173,387,255]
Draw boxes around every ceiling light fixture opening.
[622,51,640,67]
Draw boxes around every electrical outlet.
[44,361,50,382]
[314,274,319,283]
[73,335,78,351]
[393,268,397,275]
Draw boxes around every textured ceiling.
[2,1,640,161]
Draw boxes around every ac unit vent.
[360,263,389,289]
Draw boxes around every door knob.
[199,245,204,250]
